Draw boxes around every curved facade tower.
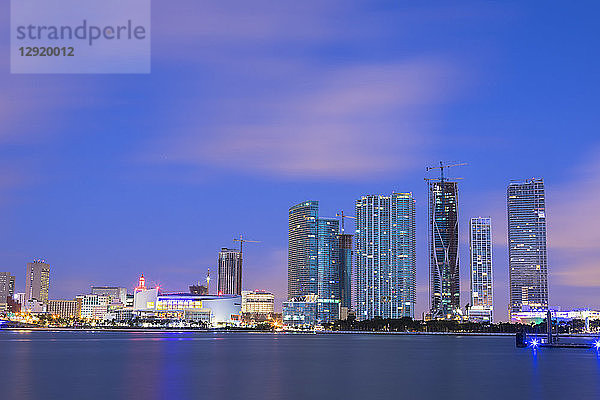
[428,181,460,319]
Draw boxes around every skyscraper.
[317,217,341,322]
[507,178,548,318]
[355,192,416,320]
[428,180,460,319]
[338,233,353,311]
[217,248,242,295]
[288,201,352,323]
[469,217,493,322]
[25,260,50,303]
[288,201,319,298]
[0,272,15,303]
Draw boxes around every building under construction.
[427,162,463,319]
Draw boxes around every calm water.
[1,330,599,400]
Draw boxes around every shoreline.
[1,327,598,338]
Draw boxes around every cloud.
[547,152,600,250]
[144,57,461,179]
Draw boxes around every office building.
[0,272,16,303]
[468,217,493,322]
[25,260,50,303]
[217,248,242,295]
[428,180,460,319]
[48,299,82,318]
[77,294,110,319]
[241,290,275,314]
[90,286,128,305]
[288,201,319,298]
[355,192,416,320]
[507,178,548,317]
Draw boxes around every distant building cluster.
[281,168,559,327]
[0,166,592,330]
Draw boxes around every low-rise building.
[77,294,110,319]
[48,299,82,318]
[283,295,318,328]
[133,289,241,326]
[23,299,46,313]
[242,290,275,314]
[511,309,600,324]
[90,286,128,305]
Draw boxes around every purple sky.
[2,1,600,321]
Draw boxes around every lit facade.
[507,178,548,317]
[48,299,82,318]
[217,248,242,295]
[288,201,319,298]
[90,286,128,305]
[282,295,318,327]
[0,272,15,304]
[428,181,460,319]
[355,193,416,320]
[133,289,241,326]
[511,309,600,324]
[317,217,341,323]
[77,294,110,319]
[25,260,50,303]
[241,290,275,314]
[469,217,493,322]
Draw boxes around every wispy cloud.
[144,57,462,179]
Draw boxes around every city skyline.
[1,3,600,321]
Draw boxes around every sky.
[1,1,600,321]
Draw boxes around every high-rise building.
[90,286,128,305]
[468,217,493,322]
[288,201,319,299]
[338,233,353,312]
[217,248,242,295]
[288,201,352,323]
[0,272,16,303]
[507,178,548,318]
[317,217,341,323]
[355,192,416,320]
[25,260,50,303]
[428,179,460,319]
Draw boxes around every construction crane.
[234,234,260,255]
[232,234,260,295]
[425,161,467,182]
[335,210,356,233]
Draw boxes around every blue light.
[529,338,539,349]
[593,340,600,350]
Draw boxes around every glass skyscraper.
[469,217,493,322]
[317,217,341,323]
[355,192,416,320]
[507,178,548,318]
[288,201,352,324]
[288,201,319,298]
[428,181,460,319]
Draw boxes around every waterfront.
[0,331,599,399]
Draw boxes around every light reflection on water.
[0,331,599,400]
